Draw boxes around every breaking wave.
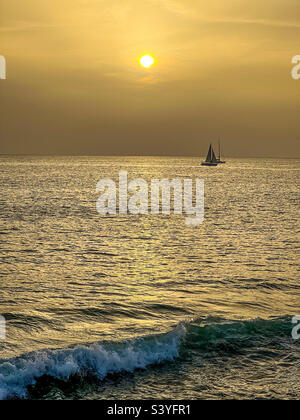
[0,316,296,399]
[0,324,186,400]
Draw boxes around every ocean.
[0,156,299,400]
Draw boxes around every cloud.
[155,0,300,28]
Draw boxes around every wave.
[0,324,186,400]
[182,316,294,354]
[0,316,295,400]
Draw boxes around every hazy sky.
[0,0,299,157]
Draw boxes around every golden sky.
[0,0,299,157]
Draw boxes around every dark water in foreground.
[0,156,299,399]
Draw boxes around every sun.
[140,55,154,68]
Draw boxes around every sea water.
[0,156,299,399]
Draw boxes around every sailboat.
[201,144,218,166]
[216,140,226,164]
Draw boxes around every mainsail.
[205,144,218,163]
[205,145,212,162]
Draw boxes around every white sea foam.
[0,323,186,400]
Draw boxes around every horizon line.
[0,154,299,160]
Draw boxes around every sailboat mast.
[218,139,221,161]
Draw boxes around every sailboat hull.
[201,162,218,166]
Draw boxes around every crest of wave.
[0,323,187,400]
